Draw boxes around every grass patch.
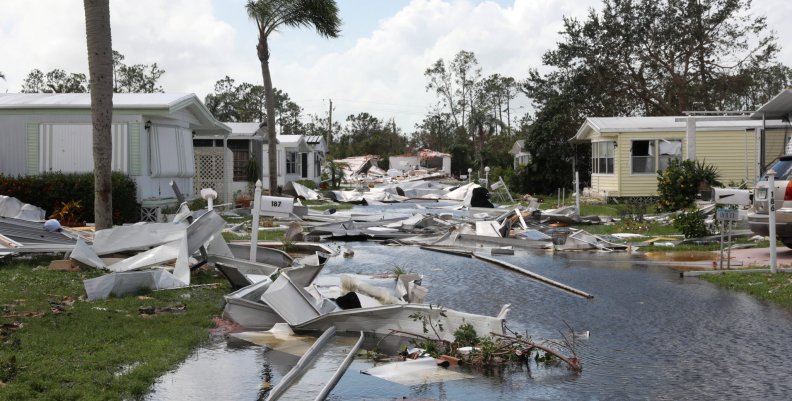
[638,243,720,252]
[0,257,228,400]
[702,272,792,309]
[576,221,681,237]
[306,202,354,211]
[222,229,287,242]
[536,201,658,217]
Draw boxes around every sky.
[1,0,791,131]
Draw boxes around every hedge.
[0,172,140,224]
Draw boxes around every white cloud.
[0,0,247,96]
[2,0,791,131]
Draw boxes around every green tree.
[112,50,165,93]
[205,76,243,122]
[20,52,164,94]
[203,76,305,129]
[304,112,342,144]
[21,69,88,93]
[411,112,457,153]
[273,88,304,135]
[83,0,114,230]
[537,0,789,114]
[245,0,341,194]
[334,113,407,159]
[522,0,787,194]
[423,50,516,173]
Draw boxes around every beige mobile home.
[572,116,790,198]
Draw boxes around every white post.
[249,180,262,263]
[485,166,490,189]
[768,170,778,273]
[207,197,214,211]
[575,171,580,215]
[686,116,696,160]
[468,168,472,184]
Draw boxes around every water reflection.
[148,242,792,400]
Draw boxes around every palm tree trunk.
[84,0,113,229]
[258,37,277,195]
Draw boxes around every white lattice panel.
[193,149,225,202]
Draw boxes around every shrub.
[0,172,139,224]
[657,159,720,212]
[674,209,710,238]
[294,179,317,190]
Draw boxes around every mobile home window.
[592,141,615,174]
[631,139,681,174]
[286,151,297,174]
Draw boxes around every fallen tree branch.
[490,332,582,372]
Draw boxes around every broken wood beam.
[473,253,593,299]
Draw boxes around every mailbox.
[712,188,751,206]
[259,196,294,217]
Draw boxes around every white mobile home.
[193,122,263,204]
[305,135,328,183]
[261,134,316,191]
[0,93,229,214]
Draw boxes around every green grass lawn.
[0,257,228,400]
[304,202,354,212]
[701,272,792,309]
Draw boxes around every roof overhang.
[0,93,231,136]
[751,89,792,120]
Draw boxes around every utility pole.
[327,99,333,145]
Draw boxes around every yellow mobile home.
[572,116,790,198]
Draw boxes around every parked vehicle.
[748,155,792,248]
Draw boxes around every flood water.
[147,242,792,400]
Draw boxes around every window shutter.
[26,123,39,175]
[128,122,142,176]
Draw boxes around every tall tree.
[112,50,165,93]
[537,0,788,115]
[334,113,407,159]
[21,69,88,93]
[245,0,341,194]
[20,52,164,94]
[521,0,790,194]
[83,0,114,229]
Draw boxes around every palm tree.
[83,0,114,229]
[245,0,341,194]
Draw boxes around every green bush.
[657,159,721,212]
[294,179,317,190]
[673,209,710,238]
[0,172,140,224]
